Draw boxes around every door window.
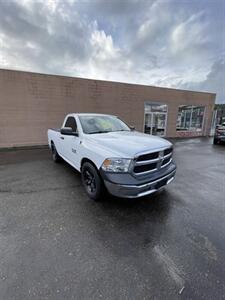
[64,117,77,132]
[144,114,152,134]
[144,103,168,136]
[152,113,166,136]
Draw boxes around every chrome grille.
[136,151,159,161]
[133,147,173,175]
[133,162,157,173]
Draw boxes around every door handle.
[60,136,64,140]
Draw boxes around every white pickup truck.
[48,113,176,200]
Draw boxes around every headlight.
[101,158,131,172]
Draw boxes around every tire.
[81,162,104,201]
[51,142,61,162]
[213,138,219,145]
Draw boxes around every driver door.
[62,116,81,169]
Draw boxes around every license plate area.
[155,178,168,189]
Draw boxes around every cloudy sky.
[0,0,224,103]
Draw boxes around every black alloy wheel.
[81,162,104,201]
[83,169,96,193]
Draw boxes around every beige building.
[0,68,215,148]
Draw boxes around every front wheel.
[81,162,104,201]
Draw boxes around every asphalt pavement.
[0,138,224,300]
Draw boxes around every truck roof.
[68,113,117,118]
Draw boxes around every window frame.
[64,116,78,133]
[143,102,168,136]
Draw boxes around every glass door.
[144,103,168,136]
[151,113,166,136]
[144,113,152,134]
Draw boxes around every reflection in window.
[144,103,168,136]
[176,106,205,131]
[145,103,167,113]
[144,113,152,134]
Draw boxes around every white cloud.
[181,59,225,104]
[171,12,208,54]
[90,30,120,61]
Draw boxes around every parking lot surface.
[0,138,224,300]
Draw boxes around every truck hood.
[85,131,172,158]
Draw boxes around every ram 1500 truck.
[48,113,176,200]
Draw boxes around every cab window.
[64,117,77,132]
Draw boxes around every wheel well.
[80,158,98,172]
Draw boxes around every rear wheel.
[81,162,104,201]
[51,142,61,162]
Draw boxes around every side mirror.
[130,125,135,131]
[60,127,78,136]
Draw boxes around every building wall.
[0,69,215,148]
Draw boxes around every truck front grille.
[136,151,159,161]
[164,148,173,156]
[133,163,157,173]
[133,147,173,175]
[162,156,171,166]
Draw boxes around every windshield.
[79,115,131,134]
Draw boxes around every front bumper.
[102,163,176,198]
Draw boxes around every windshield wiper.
[89,129,130,134]
[89,130,111,134]
[113,129,130,132]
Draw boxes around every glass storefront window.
[190,106,205,130]
[176,105,205,131]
